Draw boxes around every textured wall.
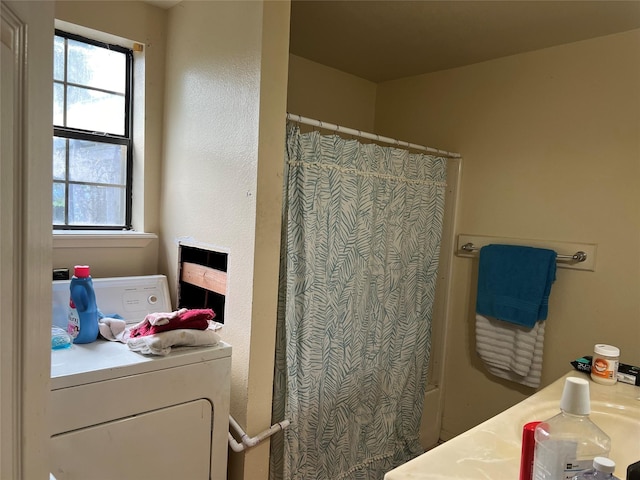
[53,0,167,272]
[375,29,640,439]
[160,2,289,479]
[287,54,377,131]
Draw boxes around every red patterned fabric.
[129,309,215,337]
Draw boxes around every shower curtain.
[270,123,447,480]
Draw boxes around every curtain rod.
[286,113,461,158]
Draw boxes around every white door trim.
[0,5,24,476]
[1,1,53,478]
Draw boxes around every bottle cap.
[594,344,620,357]
[560,377,590,415]
[593,457,615,474]
[74,265,90,278]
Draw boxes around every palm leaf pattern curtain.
[270,123,447,480]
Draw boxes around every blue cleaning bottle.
[67,265,99,344]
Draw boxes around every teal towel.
[476,244,557,328]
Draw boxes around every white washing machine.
[50,275,231,480]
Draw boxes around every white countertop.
[384,371,640,479]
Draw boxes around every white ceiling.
[289,0,640,82]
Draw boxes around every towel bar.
[460,243,587,263]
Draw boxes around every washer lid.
[51,340,231,390]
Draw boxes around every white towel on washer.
[98,317,129,342]
[475,314,545,388]
[127,327,221,356]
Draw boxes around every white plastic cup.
[560,377,591,415]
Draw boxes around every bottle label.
[534,439,589,480]
[592,356,618,379]
[534,440,598,480]
[562,459,592,479]
[67,306,80,339]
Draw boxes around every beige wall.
[53,1,166,276]
[375,29,640,439]
[247,2,291,478]
[287,54,377,131]
[51,233,159,278]
[160,2,289,479]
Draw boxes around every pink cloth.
[129,308,215,338]
[144,308,187,326]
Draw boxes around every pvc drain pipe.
[228,414,290,453]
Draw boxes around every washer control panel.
[52,275,172,328]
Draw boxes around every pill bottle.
[590,344,619,386]
[571,457,620,479]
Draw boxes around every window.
[53,30,133,229]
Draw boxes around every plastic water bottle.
[571,457,620,479]
[532,377,611,480]
[67,265,99,344]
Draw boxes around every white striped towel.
[475,314,545,388]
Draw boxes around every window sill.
[53,230,157,249]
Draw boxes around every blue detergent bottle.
[67,265,99,344]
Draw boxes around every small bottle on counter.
[571,457,620,479]
[591,344,620,385]
[532,377,611,480]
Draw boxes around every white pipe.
[228,415,290,453]
[286,113,461,158]
[228,432,245,453]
